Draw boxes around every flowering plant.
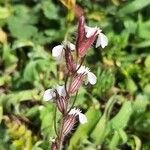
[43,16,108,150]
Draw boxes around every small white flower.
[77,65,97,85]
[69,108,87,124]
[85,25,108,48]
[96,32,108,48]
[85,26,100,38]
[52,41,75,64]
[43,85,66,101]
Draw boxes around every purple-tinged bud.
[63,114,77,136]
[69,74,84,94]
[56,97,67,114]
[76,16,85,52]
[64,46,76,74]
[78,31,97,58]
[55,91,67,114]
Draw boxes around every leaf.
[134,112,150,135]
[0,28,7,44]
[110,101,133,130]
[144,55,150,68]
[144,84,150,96]
[108,131,120,150]
[125,78,138,94]
[90,95,119,144]
[23,59,51,85]
[7,5,38,39]
[12,40,34,50]
[2,45,18,74]
[42,1,58,20]
[39,104,55,138]
[132,135,141,150]
[7,16,37,39]
[133,40,150,48]
[0,75,11,86]
[0,7,11,19]
[118,0,150,15]
[0,106,3,123]
[133,94,149,113]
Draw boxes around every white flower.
[77,65,97,85]
[43,85,66,101]
[85,25,108,48]
[69,108,87,124]
[52,41,75,64]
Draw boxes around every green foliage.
[0,0,150,149]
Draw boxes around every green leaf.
[144,55,150,68]
[132,135,141,150]
[133,40,150,48]
[118,0,150,15]
[110,101,133,130]
[12,40,34,50]
[39,104,55,138]
[0,106,3,123]
[125,78,138,94]
[0,7,11,19]
[7,16,37,39]
[7,5,38,39]
[91,96,119,144]
[42,1,58,20]
[133,94,149,113]
[108,131,120,150]
[134,112,150,135]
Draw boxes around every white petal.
[56,85,66,97]
[87,72,97,85]
[84,26,97,38]
[77,65,86,74]
[79,113,87,124]
[68,108,76,115]
[68,42,75,50]
[96,33,108,48]
[43,89,55,101]
[54,56,63,64]
[77,65,90,74]
[52,45,64,57]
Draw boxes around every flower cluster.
[43,16,108,150]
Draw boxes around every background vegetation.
[0,0,150,149]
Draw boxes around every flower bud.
[63,114,77,136]
[56,97,67,114]
[69,74,84,94]
[76,16,85,52]
[55,91,67,114]
[64,46,76,74]
[78,31,97,58]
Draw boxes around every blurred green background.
[0,0,150,149]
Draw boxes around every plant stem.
[54,107,58,137]
[57,116,65,150]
